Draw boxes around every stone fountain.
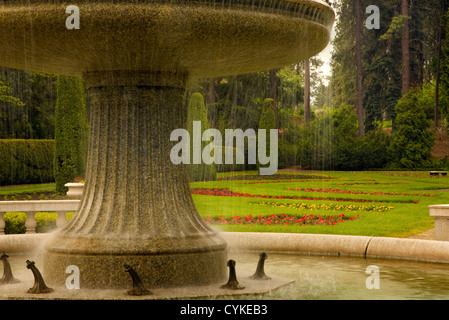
[0,0,334,290]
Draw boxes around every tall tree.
[303,59,311,124]
[401,0,410,95]
[435,16,443,128]
[330,0,357,109]
[431,1,449,127]
[269,69,279,129]
[355,0,364,136]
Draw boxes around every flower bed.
[190,188,419,204]
[202,213,359,226]
[252,201,394,212]
[237,179,333,185]
[216,173,331,181]
[286,187,434,197]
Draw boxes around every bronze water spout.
[124,264,151,296]
[26,260,53,294]
[221,260,245,290]
[250,252,271,280]
[0,252,19,284]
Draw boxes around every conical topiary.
[53,76,88,194]
[186,92,216,181]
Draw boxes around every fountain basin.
[0,0,334,78]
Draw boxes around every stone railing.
[0,200,80,234]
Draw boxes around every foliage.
[3,212,26,234]
[0,139,54,185]
[388,86,435,168]
[297,105,391,170]
[331,0,441,132]
[29,73,58,139]
[380,15,411,40]
[258,99,276,130]
[186,92,217,181]
[215,146,246,173]
[0,78,25,107]
[297,107,334,170]
[0,68,57,139]
[276,66,304,110]
[54,76,89,194]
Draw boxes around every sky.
[317,20,336,85]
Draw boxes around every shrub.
[278,141,298,169]
[357,130,391,169]
[297,105,391,171]
[35,212,57,233]
[388,87,435,168]
[3,212,26,234]
[0,139,54,185]
[215,146,246,173]
[297,107,334,170]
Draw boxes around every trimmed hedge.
[0,139,55,185]
[186,93,217,182]
[54,76,89,194]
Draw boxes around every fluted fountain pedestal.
[44,71,228,288]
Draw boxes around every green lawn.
[1,171,448,238]
[191,170,449,238]
[0,183,56,196]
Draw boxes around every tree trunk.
[209,78,216,105]
[304,59,311,124]
[269,69,278,129]
[435,25,442,128]
[401,0,410,96]
[209,78,217,128]
[355,0,364,136]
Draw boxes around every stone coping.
[429,204,449,217]
[3,231,449,265]
[0,200,80,212]
[223,232,449,264]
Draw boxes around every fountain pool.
[2,250,449,300]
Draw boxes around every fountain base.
[43,70,229,289]
[2,276,294,300]
[3,252,293,300]
[43,248,228,289]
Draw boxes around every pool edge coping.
[2,232,449,265]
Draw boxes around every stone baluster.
[56,211,68,229]
[25,211,36,234]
